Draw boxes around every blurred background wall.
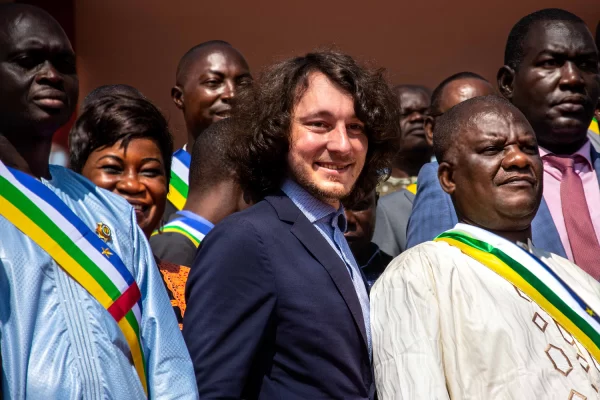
[11,0,600,147]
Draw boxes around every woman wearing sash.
[70,94,188,329]
[372,96,600,399]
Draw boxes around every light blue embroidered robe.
[0,166,198,399]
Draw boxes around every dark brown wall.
[75,0,600,147]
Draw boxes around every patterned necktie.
[332,214,372,359]
[544,154,600,279]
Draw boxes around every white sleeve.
[371,248,450,400]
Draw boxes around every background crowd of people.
[1,2,600,399]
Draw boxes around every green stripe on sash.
[169,172,189,198]
[1,175,121,300]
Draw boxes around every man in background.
[374,72,494,257]
[377,85,431,196]
[406,9,600,278]
[166,41,252,218]
[344,191,393,289]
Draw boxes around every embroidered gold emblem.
[101,247,113,258]
[96,222,112,242]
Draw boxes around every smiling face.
[439,104,543,232]
[81,138,167,237]
[287,72,368,208]
[173,45,251,138]
[0,9,78,135]
[505,20,599,153]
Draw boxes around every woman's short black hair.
[69,94,173,186]
[232,49,401,205]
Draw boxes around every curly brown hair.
[232,50,400,205]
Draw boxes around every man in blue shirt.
[183,51,400,399]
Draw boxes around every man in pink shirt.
[498,8,600,276]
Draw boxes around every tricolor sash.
[152,215,212,247]
[167,149,191,211]
[590,117,600,135]
[435,224,600,363]
[0,161,148,396]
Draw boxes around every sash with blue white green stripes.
[152,214,212,248]
[167,149,191,211]
[0,161,148,396]
[435,223,600,363]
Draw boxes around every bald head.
[175,41,248,85]
[0,3,77,136]
[430,72,495,116]
[0,4,56,34]
[434,95,527,162]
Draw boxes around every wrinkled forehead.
[0,11,72,56]
[523,20,596,58]
[464,105,534,143]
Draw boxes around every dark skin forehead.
[438,78,495,114]
[521,20,597,65]
[176,44,250,86]
[0,7,73,59]
[450,102,534,162]
[397,87,430,110]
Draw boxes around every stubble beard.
[290,164,356,206]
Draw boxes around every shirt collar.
[176,210,215,229]
[539,140,592,167]
[281,179,346,229]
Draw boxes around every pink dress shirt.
[539,141,600,261]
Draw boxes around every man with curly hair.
[183,50,400,399]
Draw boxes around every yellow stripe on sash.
[0,195,113,308]
[437,237,600,362]
[118,318,148,395]
[167,185,186,211]
[590,118,599,135]
[160,226,201,247]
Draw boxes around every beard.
[289,163,357,206]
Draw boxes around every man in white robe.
[372,95,600,399]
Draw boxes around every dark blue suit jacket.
[406,145,600,257]
[183,193,374,400]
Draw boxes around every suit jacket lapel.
[266,194,370,354]
[590,144,600,182]
[587,129,600,153]
[532,142,599,259]
[532,197,567,258]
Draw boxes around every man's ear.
[497,65,516,101]
[424,116,434,148]
[438,161,456,196]
[171,86,184,109]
